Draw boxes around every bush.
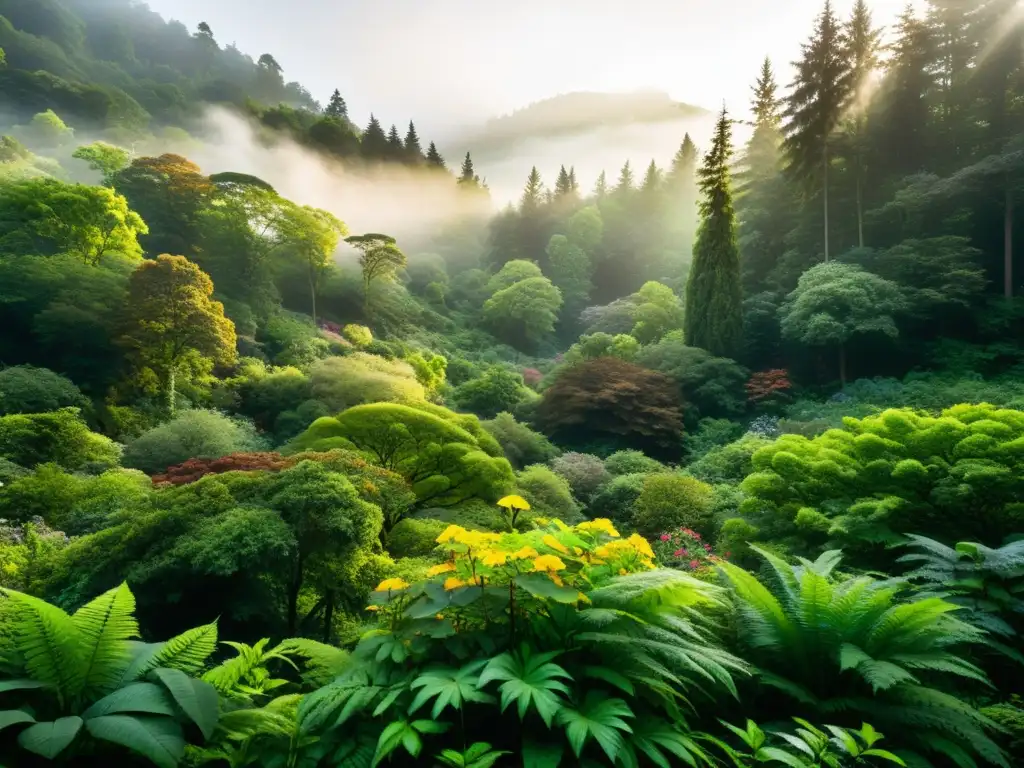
[122,409,266,474]
[589,473,647,524]
[516,464,581,522]
[686,434,771,485]
[682,418,744,462]
[481,412,560,469]
[451,366,536,418]
[260,312,330,367]
[386,517,446,559]
[0,408,120,471]
[550,452,610,502]
[341,324,373,347]
[603,450,664,477]
[632,473,715,539]
[536,357,684,459]
[152,452,292,485]
[0,365,88,416]
[309,353,425,412]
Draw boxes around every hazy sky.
[146,0,912,140]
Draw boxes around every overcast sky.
[145,0,913,140]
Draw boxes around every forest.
[0,0,1023,766]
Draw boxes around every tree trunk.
[309,268,318,326]
[856,171,864,249]
[166,367,176,416]
[838,343,847,387]
[823,143,830,262]
[1006,181,1014,299]
[322,589,335,643]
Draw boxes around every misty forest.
[1,0,1023,766]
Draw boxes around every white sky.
[145,0,914,139]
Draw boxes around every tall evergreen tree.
[360,114,389,161]
[425,141,446,170]
[404,121,423,163]
[668,134,699,187]
[783,0,853,261]
[554,165,573,198]
[386,124,404,160]
[325,89,348,119]
[641,160,661,194]
[568,167,579,193]
[743,58,784,185]
[521,167,544,211]
[594,170,608,199]
[926,0,977,167]
[615,160,635,194]
[685,106,743,358]
[843,0,883,246]
[458,152,480,187]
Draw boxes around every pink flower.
[673,549,684,557]
[660,534,671,541]
[725,551,732,558]
[692,532,701,540]
[704,543,712,552]
[689,560,700,569]
[680,548,688,557]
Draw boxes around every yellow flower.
[437,524,466,544]
[365,605,380,612]
[454,529,501,548]
[627,534,655,559]
[542,534,569,554]
[481,550,508,567]
[375,578,409,592]
[553,519,571,532]
[435,614,444,620]
[533,554,567,572]
[511,546,539,560]
[443,577,467,590]
[534,517,550,526]
[426,562,456,576]
[549,573,564,586]
[577,518,620,538]
[577,592,591,603]
[573,546,583,556]
[497,494,531,511]
[619,568,628,576]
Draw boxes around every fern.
[273,637,350,686]
[72,583,139,697]
[122,623,218,684]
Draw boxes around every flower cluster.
[651,527,729,575]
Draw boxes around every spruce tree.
[615,160,635,194]
[926,0,977,167]
[668,134,699,187]
[783,0,853,261]
[641,159,661,193]
[325,89,348,119]
[521,167,544,211]
[743,58,784,184]
[685,105,743,358]
[458,152,479,187]
[594,170,608,199]
[386,124,404,160]
[844,0,882,246]
[425,141,446,170]
[568,167,579,193]
[360,114,389,161]
[554,165,572,198]
[404,121,423,163]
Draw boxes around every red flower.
[704,543,712,552]
[680,548,688,557]
[673,549,684,557]
[689,560,700,569]
[660,534,671,541]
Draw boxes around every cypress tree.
[783,0,853,261]
[844,0,882,247]
[425,141,446,170]
[685,105,743,358]
[360,114,389,161]
[325,89,348,119]
[404,121,423,163]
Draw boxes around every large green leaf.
[72,582,139,697]
[478,647,572,727]
[408,660,493,719]
[152,667,219,739]
[82,681,175,719]
[1,588,84,699]
[121,624,218,683]
[555,692,633,763]
[85,714,185,768]
[515,574,582,603]
[17,716,83,759]
[0,709,35,732]
[0,679,47,693]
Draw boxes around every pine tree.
[458,152,479,187]
[325,89,348,119]
[554,165,572,197]
[844,0,883,246]
[568,167,579,193]
[594,170,608,199]
[926,0,977,167]
[425,141,446,170]
[669,134,699,186]
[685,106,743,358]
[641,160,661,194]
[783,0,853,261]
[743,58,784,185]
[360,114,389,161]
[404,121,423,163]
[386,124,404,160]
[521,167,544,211]
[616,160,635,194]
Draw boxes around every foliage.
[387,518,447,559]
[630,281,685,345]
[549,452,610,503]
[342,324,373,347]
[536,357,684,459]
[632,474,716,539]
[714,718,907,768]
[481,412,560,470]
[687,434,771,486]
[309,353,426,412]
[515,465,580,523]
[562,332,640,366]
[652,526,726,577]
[0,365,87,416]
[451,367,535,419]
[122,410,265,475]
[721,548,1007,767]
[0,408,119,471]
[745,369,793,407]
[151,452,291,486]
[482,276,563,350]
[603,449,664,477]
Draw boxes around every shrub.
[521,367,542,389]
[0,365,88,415]
[589,472,647,524]
[562,332,640,365]
[0,408,120,471]
[536,357,684,460]
[652,526,726,576]
[122,409,266,475]
[342,323,373,347]
[550,452,610,501]
[153,451,292,485]
[682,417,744,462]
[386,517,447,559]
[604,449,665,476]
[516,464,581,521]
[260,312,330,367]
[686,434,771,485]
[632,474,715,539]
[481,412,560,469]
[451,366,536,418]
[309,353,425,411]
[745,368,793,407]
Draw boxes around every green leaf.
[0,679,47,693]
[582,666,634,696]
[515,574,581,603]
[86,714,185,768]
[411,719,450,735]
[120,623,218,684]
[554,691,633,762]
[2,588,84,699]
[17,716,84,759]
[72,582,139,696]
[408,660,492,719]
[152,668,219,739]
[862,748,907,765]
[0,709,35,732]
[757,746,811,768]
[82,682,175,719]
[372,720,422,767]
[478,647,571,727]
[521,738,564,768]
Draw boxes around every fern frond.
[272,638,350,686]
[1,588,84,701]
[72,583,139,697]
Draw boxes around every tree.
[122,409,265,475]
[0,408,120,471]
[536,357,684,459]
[615,160,635,194]
[386,123,404,160]
[685,105,743,358]
[594,170,609,198]
[346,233,407,307]
[521,166,544,209]
[458,152,481,188]
[0,365,87,415]
[452,367,535,419]
[779,261,905,385]
[118,255,237,413]
[481,412,560,470]
[16,109,74,150]
[783,0,853,261]
[325,89,348,119]
[631,281,684,344]
[404,121,423,163]
[547,234,592,331]
[0,177,147,263]
[425,141,446,170]
[72,142,131,186]
[360,115,389,161]
[278,204,347,324]
[482,276,563,350]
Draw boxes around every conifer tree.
[926,0,977,167]
[641,159,661,193]
[386,124,404,160]
[743,58,784,184]
[425,141,446,170]
[568,167,579,193]
[521,167,544,211]
[458,152,480,187]
[404,121,423,163]
[843,0,882,246]
[668,134,699,187]
[783,0,853,261]
[594,170,608,199]
[685,106,743,358]
[554,165,572,198]
[360,114,389,161]
[615,160,635,194]
[325,89,348,119]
